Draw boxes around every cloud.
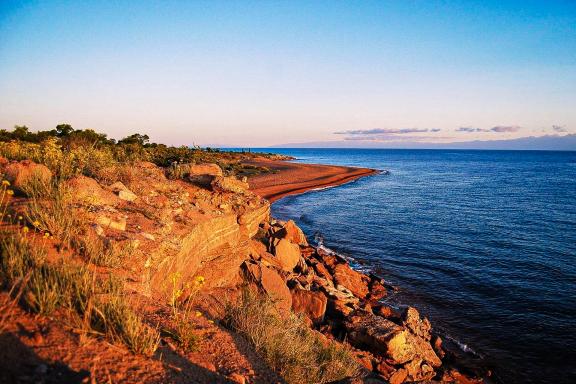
[456,125,521,133]
[490,125,521,133]
[334,128,439,135]
[552,125,567,133]
[457,127,483,132]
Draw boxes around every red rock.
[368,280,387,302]
[211,176,249,193]
[375,360,395,378]
[273,238,301,272]
[291,288,327,325]
[311,260,333,282]
[373,305,399,319]
[276,220,308,246]
[432,335,445,358]
[4,160,51,191]
[66,175,120,206]
[355,352,374,371]
[404,358,435,382]
[188,163,223,177]
[402,307,432,341]
[389,368,408,384]
[345,312,441,367]
[244,262,292,313]
[333,263,369,299]
[228,372,246,384]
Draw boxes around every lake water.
[265,149,576,384]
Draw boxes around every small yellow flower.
[33,221,41,227]
[7,190,14,196]
[194,275,205,284]
[17,215,22,220]
[2,180,10,186]
[22,226,29,233]
[195,311,202,317]
[207,320,214,324]
[43,232,50,238]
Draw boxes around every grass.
[223,288,359,384]
[73,231,134,267]
[23,175,79,246]
[0,231,159,355]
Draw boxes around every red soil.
[245,158,378,202]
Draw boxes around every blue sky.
[1,0,575,147]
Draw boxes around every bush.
[223,289,359,384]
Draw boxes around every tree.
[55,123,74,137]
[118,133,150,146]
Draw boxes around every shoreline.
[245,157,379,202]
[247,156,489,383]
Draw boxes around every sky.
[1,0,575,148]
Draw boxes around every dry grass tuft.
[0,231,159,355]
[223,288,359,384]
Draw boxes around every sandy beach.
[245,157,379,202]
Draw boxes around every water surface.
[267,149,576,384]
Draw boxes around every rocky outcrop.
[3,159,52,191]
[242,219,484,384]
[188,163,223,177]
[211,176,250,194]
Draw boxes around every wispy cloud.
[457,127,483,132]
[553,125,567,133]
[490,125,521,133]
[456,125,521,133]
[334,128,440,135]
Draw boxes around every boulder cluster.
[244,219,484,383]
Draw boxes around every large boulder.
[274,220,308,246]
[188,163,223,177]
[4,160,51,191]
[291,288,327,324]
[66,175,120,206]
[243,261,292,312]
[402,307,432,341]
[211,176,249,194]
[333,263,370,299]
[273,238,301,272]
[345,312,441,368]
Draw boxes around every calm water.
[266,149,576,384]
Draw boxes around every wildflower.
[195,311,202,317]
[17,215,22,220]
[194,275,205,285]
[22,226,29,233]
[2,180,9,186]
[33,220,41,227]
[43,232,50,238]
[7,190,14,196]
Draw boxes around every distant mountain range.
[269,134,576,151]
